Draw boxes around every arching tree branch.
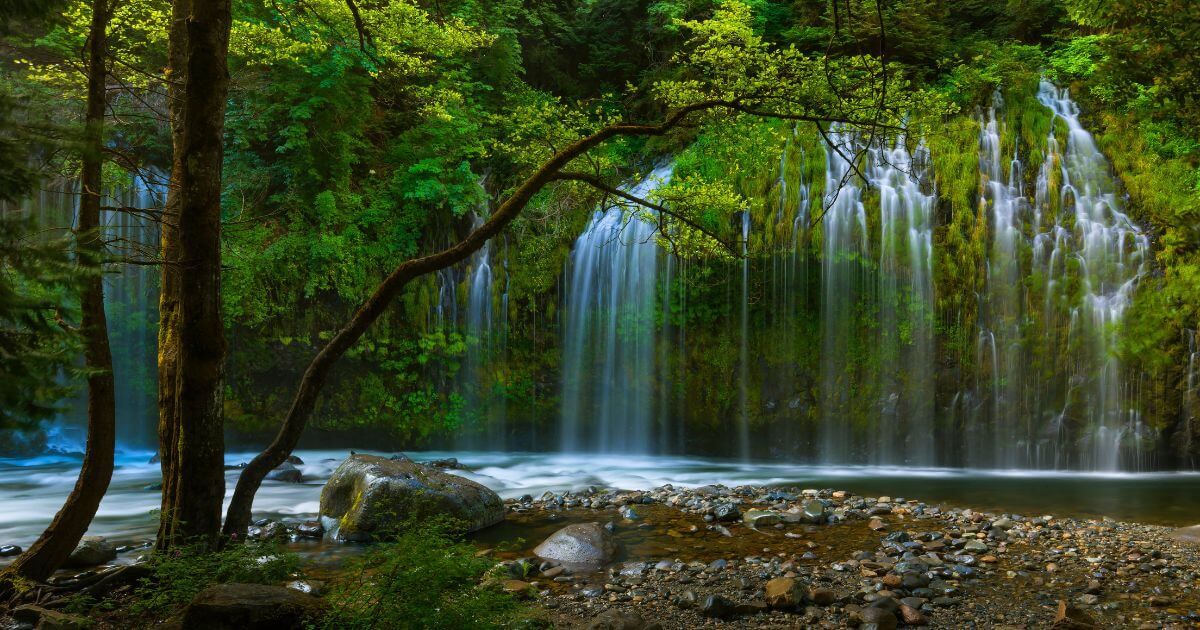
[550,171,740,258]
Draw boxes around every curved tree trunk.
[156,0,232,551]
[221,104,722,536]
[0,0,114,597]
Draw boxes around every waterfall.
[1185,329,1199,469]
[4,174,165,451]
[817,131,935,465]
[559,165,672,453]
[738,209,751,461]
[869,136,936,465]
[459,212,505,450]
[818,131,868,462]
[975,92,1032,468]
[971,82,1149,470]
[1035,80,1148,470]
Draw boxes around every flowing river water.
[2,449,1198,566]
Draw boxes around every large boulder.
[318,454,503,540]
[180,583,324,630]
[65,536,116,568]
[533,522,616,569]
[265,462,303,483]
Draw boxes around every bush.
[316,518,542,630]
[130,541,300,616]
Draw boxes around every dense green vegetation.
[0,0,1196,459]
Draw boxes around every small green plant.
[130,541,300,616]
[315,517,542,630]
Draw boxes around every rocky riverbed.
[4,454,1199,629]
[481,484,1200,629]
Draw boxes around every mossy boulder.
[179,583,324,629]
[318,454,504,541]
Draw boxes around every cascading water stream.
[972,82,1149,470]
[1183,329,1198,469]
[1035,80,1149,470]
[869,137,937,466]
[818,132,867,462]
[738,209,751,461]
[459,212,506,450]
[817,131,936,465]
[975,92,1033,468]
[560,165,672,453]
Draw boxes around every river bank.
[492,485,1200,629]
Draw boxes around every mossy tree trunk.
[156,0,231,551]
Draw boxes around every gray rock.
[701,594,736,619]
[963,539,988,552]
[533,522,616,569]
[180,583,324,629]
[294,520,324,539]
[857,606,898,630]
[713,503,741,522]
[266,462,303,483]
[66,536,116,568]
[318,454,504,541]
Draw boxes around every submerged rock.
[533,522,615,569]
[180,583,324,629]
[585,608,662,630]
[742,509,780,527]
[66,536,116,568]
[1169,524,1200,545]
[318,454,503,541]
[764,576,804,609]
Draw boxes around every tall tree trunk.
[0,0,114,596]
[156,0,231,551]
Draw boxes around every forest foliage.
[0,0,1197,446]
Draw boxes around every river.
[2,449,1198,564]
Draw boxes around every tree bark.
[1,0,114,596]
[221,103,726,536]
[156,0,231,551]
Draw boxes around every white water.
[560,165,673,453]
[869,136,937,466]
[459,212,508,450]
[3,449,1198,557]
[818,130,868,461]
[817,131,936,465]
[1184,329,1198,469]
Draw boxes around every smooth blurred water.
[2,450,1198,561]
